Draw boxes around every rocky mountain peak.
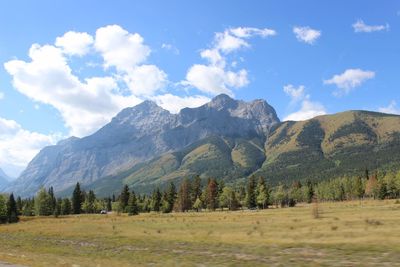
[208,94,237,110]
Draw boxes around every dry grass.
[0,200,399,266]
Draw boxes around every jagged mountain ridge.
[5,94,279,196]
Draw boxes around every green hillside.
[64,110,400,197]
[257,110,400,183]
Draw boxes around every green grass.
[0,200,400,266]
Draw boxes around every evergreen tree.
[48,186,56,214]
[378,180,388,200]
[165,182,177,213]
[16,196,23,216]
[106,197,112,212]
[83,190,97,214]
[119,185,130,212]
[72,182,83,214]
[305,179,314,203]
[246,175,257,209]
[127,191,139,216]
[191,175,202,204]
[177,178,192,212]
[0,195,7,224]
[151,188,162,212]
[61,198,72,215]
[7,193,19,223]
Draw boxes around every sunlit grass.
[0,199,399,266]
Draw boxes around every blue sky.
[0,0,399,176]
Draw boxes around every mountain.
[5,94,279,197]
[79,110,400,197]
[5,95,400,198]
[0,168,12,189]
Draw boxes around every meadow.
[0,200,399,266]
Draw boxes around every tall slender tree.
[72,182,83,214]
[127,191,139,216]
[151,188,162,212]
[246,175,257,209]
[177,178,192,212]
[7,193,19,223]
[191,175,202,204]
[119,185,130,212]
[205,178,218,210]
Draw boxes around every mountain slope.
[255,110,400,183]
[5,94,279,197]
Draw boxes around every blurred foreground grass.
[0,199,399,266]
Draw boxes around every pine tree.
[7,193,19,223]
[177,178,192,212]
[0,195,7,224]
[72,182,83,214]
[119,185,130,212]
[48,186,56,214]
[166,182,177,213]
[54,198,61,217]
[16,196,22,216]
[127,191,139,216]
[191,175,202,204]
[61,198,72,215]
[246,175,257,209]
[106,197,112,212]
[151,188,162,212]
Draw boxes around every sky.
[0,0,399,177]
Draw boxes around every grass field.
[0,200,399,266]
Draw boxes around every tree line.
[1,169,399,223]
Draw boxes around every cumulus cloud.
[4,41,142,137]
[94,25,151,71]
[184,26,275,96]
[283,84,326,121]
[378,100,400,115]
[152,94,210,114]
[123,65,167,96]
[352,20,389,33]
[0,117,60,177]
[324,68,375,96]
[55,31,94,56]
[293,26,321,44]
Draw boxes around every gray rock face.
[4,94,279,197]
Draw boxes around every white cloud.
[324,68,375,96]
[378,100,400,115]
[284,99,326,121]
[352,20,389,33]
[161,43,180,55]
[185,65,248,96]
[4,43,142,137]
[293,26,321,44]
[184,26,275,96]
[123,65,167,96]
[0,117,61,177]
[283,84,326,121]
[94,25,151,71]
[283,84,306,103]
[0,92,4,100]
[55,31,94,56]
[152,94,210,114]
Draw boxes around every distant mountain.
[0,168,12,189]
[5,94,279,197]
[5,94,400,198]
[78,110,400,197]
